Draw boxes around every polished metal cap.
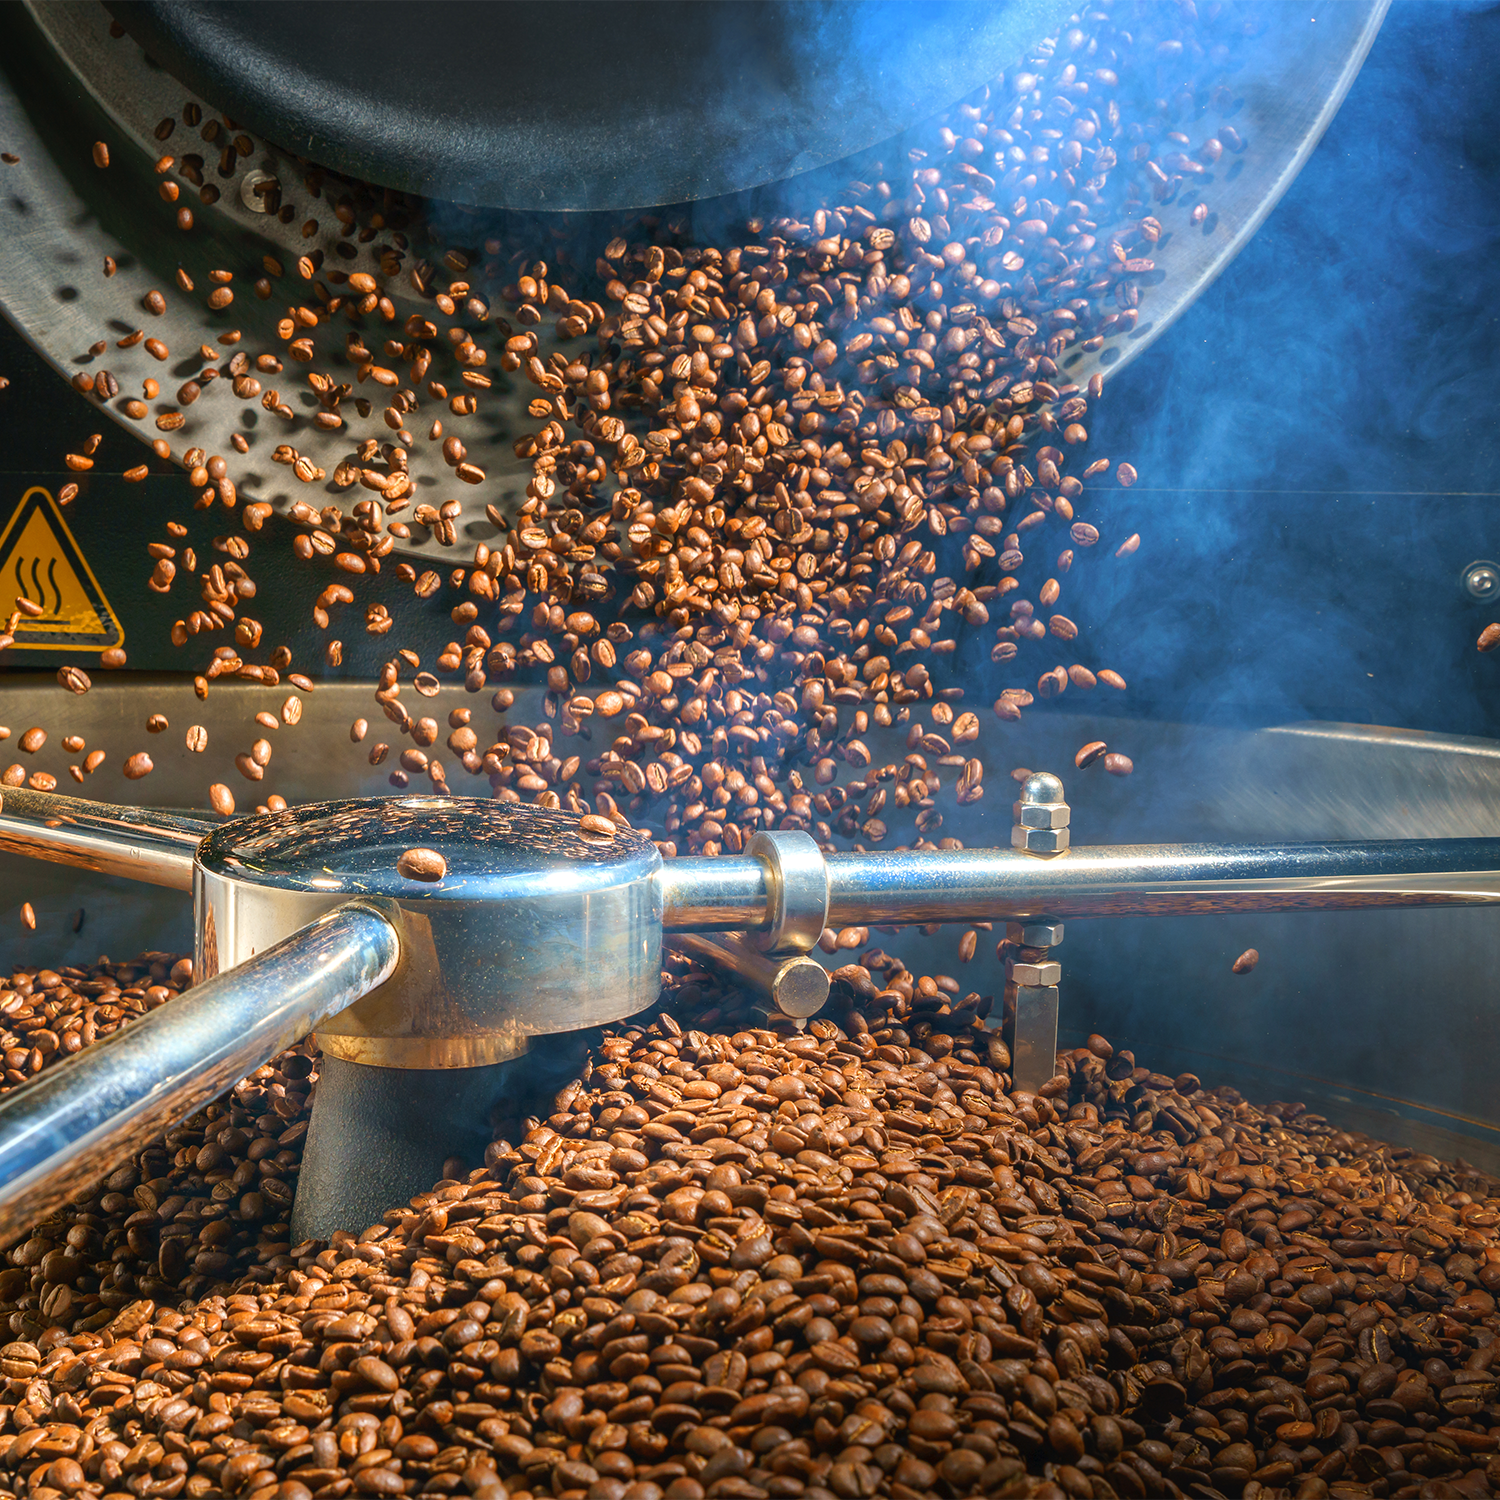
[1021,772,1066,808]
[195,797,664,1067]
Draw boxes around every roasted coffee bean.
[90,140,109,168]
[395,847,447,882]
[185,724,207,753]
[208,782,234,816]
[1232,947,1260,974]
[1074,740,1107,768]
[122,752,153,779]
[1103,752,1133,776]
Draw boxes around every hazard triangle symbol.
[0,487,124,650]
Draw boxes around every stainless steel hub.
[196,796,663,1068]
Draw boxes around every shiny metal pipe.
[659,839,1500,930]
[826,840,1500,923]
[656,857,768,930]
[0,899,399,1246]
[0,786,210,891]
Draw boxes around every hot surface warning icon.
[0,487,124,650]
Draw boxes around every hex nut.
[1016,800,1070,829]
[1011,825,1070,854]
[1007,958,1062,986]
[1007,921,1065,947]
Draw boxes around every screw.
[1463,560,1500,602]
[239,170,280,214]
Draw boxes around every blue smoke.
[1080,0,1500,737]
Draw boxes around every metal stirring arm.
[656,837,1500,929]
[0,899,399,1245]
[3,784,1500,1236]
[0,785,210,890]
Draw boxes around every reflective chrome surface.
[746,830,828,956]
[819,839,1500,923]
[670,932,830,1023]
[656,838,1500,930]
[196,796,663,1066]
[0,900,397,1246]
[0,786,209,891]
[1011,985,1061,1100]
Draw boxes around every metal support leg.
[1007,772,1071,1095]
[1006,921,1065,1094]
[1010,982,1061,1096]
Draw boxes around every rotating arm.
[657,838,1500,932]
[0,786,211,891]
[0,900,399,1246]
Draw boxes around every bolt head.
[239,170,280,214]
[1465,561,1500,602]
[1012,825,1069,854]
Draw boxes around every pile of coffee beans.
[0,952,191,1087]
[0,954,1495,1500]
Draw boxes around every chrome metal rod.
[0,786,210,891]
[669,932,830,1020]
[658,839,1500,929]
[656,857,768,929]
[0,899,399,1246]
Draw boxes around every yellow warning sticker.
[0,487,124,650]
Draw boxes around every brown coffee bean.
[91,140,109,168]
[1232,948,1259,974]
[123,752,153,779]
[185,725,207,753]
[1074,740,1107,768]
[1479,624,1500,653]
[1103,752,1133,776]
[396,847,447,882]
[19,727,45,754]
[56,666,90,695]
[209,782,235,816]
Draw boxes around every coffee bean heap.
[44,0,1261,828]
[0,953,321,1346]
[0,953,190,1089]
[0,953,1496,1500]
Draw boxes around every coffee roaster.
[4,0,1500,1256]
